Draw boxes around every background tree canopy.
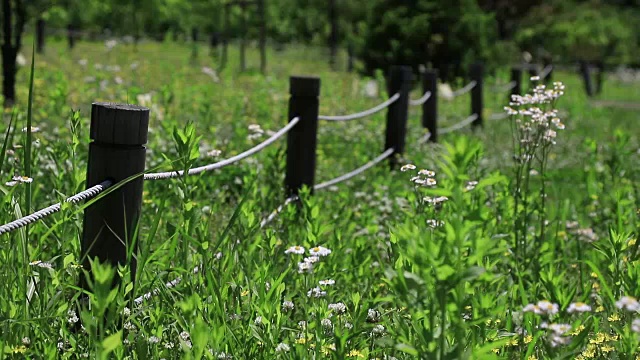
[6,0,640,77]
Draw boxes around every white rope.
[318,93,400,121]
[451,81,477,98]
[259,196,298,228]
[490,81,516,93]
[134,265,201,305]
[0,180,112,236]
[489,112,510,121]
[409,91,431,106]
[417,132,432,144]
[439,114,478,134]
[314,148,395,190]
[540,65,553,80]
[144,117,299,180]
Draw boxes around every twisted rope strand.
[490,81,516,93]
[439,114,479,134]
[314,148,395,190]
[539,65,553,80]
[318,93,400,121]
[409,91,431,106]
[451,81,477,98]
[0,180,112,236]
[144,117,300,180]
[489,112,510,121]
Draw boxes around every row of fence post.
[78,62,536,298]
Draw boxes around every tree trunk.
[1,45,17,107]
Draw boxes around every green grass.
[0,36,638,359]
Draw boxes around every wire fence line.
[439,114,478,134]
[451,80,477,98]
[409,91,431,106]
[0,180,112,236]
[144,117,299,180]
[318,93,400,121]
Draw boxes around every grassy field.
[0,36,639,359]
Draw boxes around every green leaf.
[436,265,456,281]
[102,330,122,354]
[395,343,418,356]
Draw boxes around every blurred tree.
[357,0,497,82]
[516,0,638,65]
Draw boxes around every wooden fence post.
[423,68,438,142]
[285,76,320,196]
[80,103,149,292]
[36,19,45,54]
[510,67,522,99]
[470,63,483,128]
[579,61,594,97]
[543,57,553,84]
[67,24,76,50]
[384,65,412,169]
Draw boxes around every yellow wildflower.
[608,313,621,322]
[524,335,533,344]
[601,345,614,353]
[590,333,606,345]
[347,350,365,358]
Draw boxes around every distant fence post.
[528,64,539,81]
[36,19,45,54]
[422,68,438,142]
[67,24,76,50]
[80,103,149,293]
[285,76,320,196]
[579,61,594,97]
[543,57,553,84]
[470,63,483,128]
[384,65,412,169]
[510,67,522,99]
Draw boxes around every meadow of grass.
[0,36,638,359]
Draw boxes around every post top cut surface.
[290,76,321,97]
[90,102,150,145]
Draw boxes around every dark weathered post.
[258,0,267,74]
[67,24,76,50]
[579,61,594,97]
[528,64,539,81]
[595,60,604,95]
[384,66,412,169]
[285,77,320,196]
[542,57,553,84]
[510,67,522,99]
[423,68,438,142]
[470,63,483,128]
[80,103,149,292]
[36,18,45,54]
